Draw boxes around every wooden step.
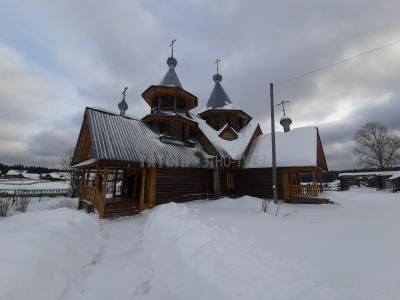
[78,199,95,213]
[104,203,139,219]
[289,197,332,204]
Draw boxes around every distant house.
[339,171,399,191]
[389,172,400,192]
[72,50,328,218]
[4,170,25,179]
[23,172,41,180]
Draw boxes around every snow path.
[6,189,397,300]
[61,215,153,300]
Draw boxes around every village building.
[390,172,400,192]
[339,170,400,192]
[72,50,328,218]
[3,170,26,179]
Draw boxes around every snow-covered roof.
[197,103,244,114]
[6,170,23,176]
[49,172,68,179]
[83,108,213,169]
[244,127,318,168]
[72,158,97,168]
[22,172,41,180]
[191,113,259,160]
[389,171,400,180]
[339,171,398,178]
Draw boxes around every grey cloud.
[1,0,400,169]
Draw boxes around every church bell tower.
[141,40,199,143]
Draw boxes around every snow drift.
[0,208,100,300]
[144,201,336,300]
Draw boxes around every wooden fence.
[0,189,70,200]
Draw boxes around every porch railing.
[289,184,323,198]
[80,185,104,216]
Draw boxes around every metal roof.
[86,108,212,168]
[206,74,232,108]
[159,56,182,88]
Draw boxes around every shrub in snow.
[0,197,12,216]
[15,196,31,212]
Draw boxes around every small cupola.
[141,40,198,143]
[199,59,251,132]
[277,100,292,132]
[118,86,128,117]
[141,40,197,114]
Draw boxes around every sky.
[0,0,399,170]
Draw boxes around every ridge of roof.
[86,106,143,122]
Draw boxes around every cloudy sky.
[0,0,399,170]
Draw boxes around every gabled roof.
[218,124,238,140]
[191,113,260,160]
[244,127,326,169]
[73,108,212,169]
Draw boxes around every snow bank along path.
[1,189,400,300]
[0,208,100,300]
[144,202,336,300]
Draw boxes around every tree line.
[0,163,62,176]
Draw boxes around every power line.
[276,39,400,86]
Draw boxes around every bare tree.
[0,197,12,216]
[61,147,81,197]
[353,122,400,168]
[15,196,31,212]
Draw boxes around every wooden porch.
[282,167,329,204]
[78,163,156,219]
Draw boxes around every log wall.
[155,168,214,204]
[234,168,283,199]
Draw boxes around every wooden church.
[72,47,328,218]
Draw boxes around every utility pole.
[270,83,278,205]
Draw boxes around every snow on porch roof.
[85,107,213,169]
[244,126,318,168]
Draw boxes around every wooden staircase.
[103,201,140,219]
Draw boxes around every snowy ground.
[1,188,399,300]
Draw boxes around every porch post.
[213,168,220,198]
[85,169,90,186]
[139,168,147,211]
[146,167,157,208]
[78,170,84,201]
[94,165,99,187]
[99,167,108,219]
[281,169,290,201]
